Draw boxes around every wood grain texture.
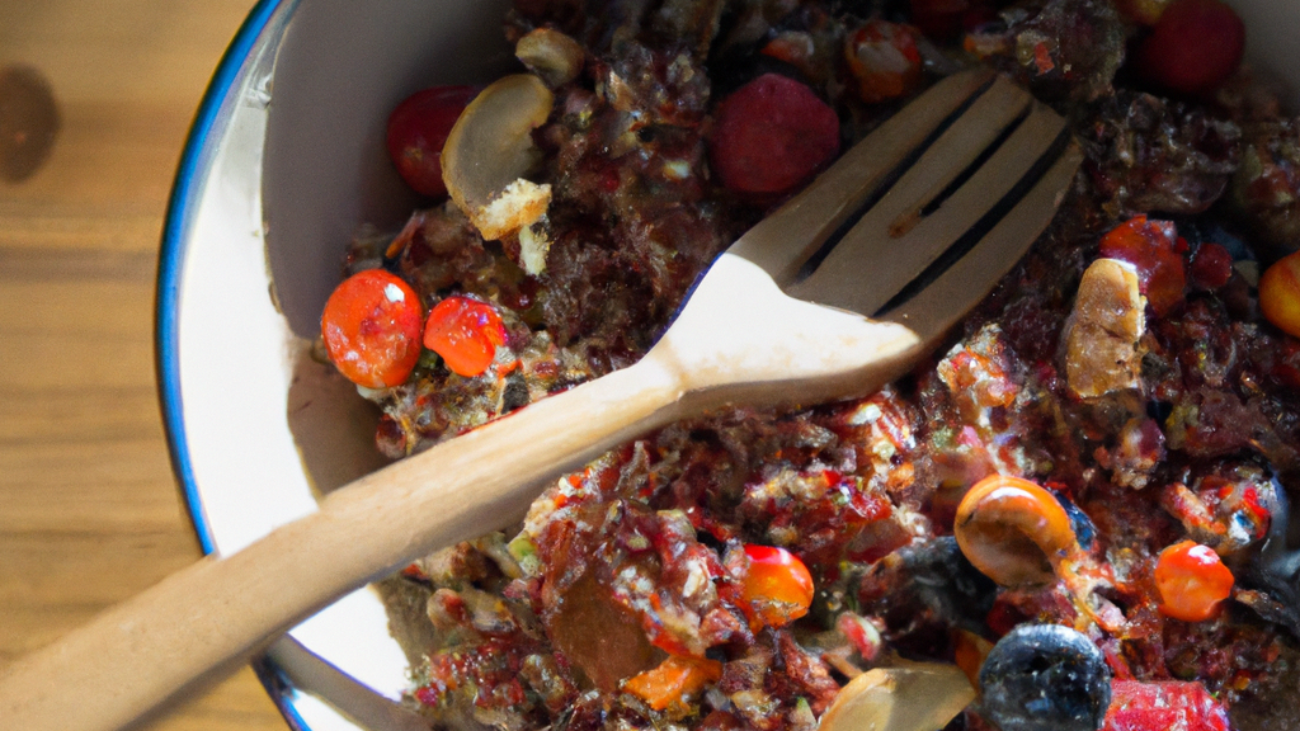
[0,1,285,729]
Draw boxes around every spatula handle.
[0,353,684,731]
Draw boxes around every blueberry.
[979,624,1111,731]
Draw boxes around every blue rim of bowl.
[154,0,312,729]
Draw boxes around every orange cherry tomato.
[1154,540,1234,622]
[954,474,1078,586]
[1260,250,1300,338]
[740,544,815,629]
[623,655,723,711]
[320,269,424,388]
[423,296,507,377]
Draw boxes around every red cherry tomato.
[1134,0,1245,96]
[423,296,507,377]
[1260,250,1300,338]
[1154,540,1234,622]
[321,269,424,388]
[708,74,840,197]
[739,544,815,629]
[386,85,477,198]
[1099,216,1187,317]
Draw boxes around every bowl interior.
[172,0,1300,728]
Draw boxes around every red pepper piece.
[423,296,507,377]
[1099,215,1187,317]
[386,85,477,197]
[1134,0,1245,96]
[1102,680,1230,731]
[708,74,840,197]
[321,269,424,388]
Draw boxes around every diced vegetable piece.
[1098,216,1186,317]
[1134,0,1245,96]
[1260,250,1300,337]
[954,475,1078,586]
[423,296,507,377]
[1102,680,1230,731]
[623,655,723,711]
[1154,540,1233,622]
[740,544,814,628]
[844,20,924,104]
[1188,242,1233,290]
[321,269,424,388]
[708,73,840,197]
[386,86,477,198]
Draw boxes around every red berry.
[1188,242,1233,290]
[386,86,477,198]
[423,296,507,377]
[321,270,424,388]
[1134,0,1245,96]
[708,74,840,197]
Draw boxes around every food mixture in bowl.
[315,0,1300,729]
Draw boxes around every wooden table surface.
[0,1,287,728]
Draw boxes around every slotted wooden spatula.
[0,68,1082,731]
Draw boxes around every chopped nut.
[516,28,585,88]
[1064,258,1146,398]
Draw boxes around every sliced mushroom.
[441,74,554,241]
[1064,258,1146,398]
[819,663,975,731]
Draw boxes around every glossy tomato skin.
[1153,540,1233,622]
[386,85,477,198]
[1260,250,1300,338]
[321,269,424,388]
[423,296,507,377]
[739,544,815,629]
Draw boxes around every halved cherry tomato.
[321,269,424,388]
[739,544,815,629]
[1154,540,1233,622]
[423,296,507,377]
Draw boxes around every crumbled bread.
[518,222,551,275]
[469,178,551,241]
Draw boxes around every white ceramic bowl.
[158,1,1300,728]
